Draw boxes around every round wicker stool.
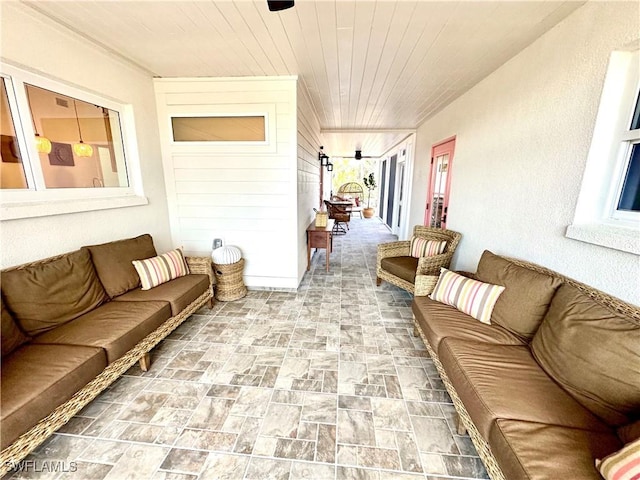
[213,258,247,301]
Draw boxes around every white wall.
[154,77,300,289]
[0,3,172,267]
[297,83,323,284]
[409,1,640,305]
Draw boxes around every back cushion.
[1,298,30,357]
[2,250,109,336]
[476,250,562,340]
[531,284,640,427]
[84,234,157,298]
[618,419,640,444]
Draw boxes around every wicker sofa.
[412,250,640,480]
[0,234,213,474]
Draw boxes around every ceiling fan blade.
[267,1,294,11]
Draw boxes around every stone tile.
[420,453,449,475]
[395,431,423,473]
[290,462,335,479]
[261,404,302,438]
[337,410,376,446]
[245,458,291,480]
[338,395,371,411]
[199,453,249,480]
[274,438,316,461]
[371,398,412,430]
[59,462,113,480]
[103,444,170,479]
[411,416,459,455]
[356,446,401,470]
[160,448,209,475]
[442,455,489,479]
[302,392,337,424]
[234,417,261,454]
[174,429,237,451]
[317,424,337,463]
[336,466,380,480]
[187,397,235,430]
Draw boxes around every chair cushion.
[412,296,525,352]
[114,274,210,316]
[439,338,610,441]
[380,256,418,284]
[489,419,621,480]
[1,249,109,336]
[1,343,107,450]
[83,234,157,298]
[430,268,505,324]
[132,249,189,290]
[531,284,640,427]
[33,301,171,363]
[618,419,640,444]
[1,298,30,357]
[476,251,562,341]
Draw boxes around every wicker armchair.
[376,226,462,295]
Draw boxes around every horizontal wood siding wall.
[297,83,323,283]
[155,77,299,289]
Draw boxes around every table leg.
[325,232,330,272]
[306,232,311,271]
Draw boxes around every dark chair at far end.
[324,200,350,235]
[377,226,462,295]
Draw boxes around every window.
[567,49,640,254]
[0,64,146,219]
[171,116,266,142]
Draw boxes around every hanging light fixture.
[25,86,52,154]
[72,99,93,157]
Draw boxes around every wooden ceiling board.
[18,0,585,158]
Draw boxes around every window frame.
[567,49,640,255]
[0,63,147,220]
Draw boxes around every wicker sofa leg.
[456,414,468,435]
[139,353,151,372]
[207,297,214,309]
[376,277,382,286]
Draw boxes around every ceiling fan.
[267,1,294,11]
[341,150,375,160]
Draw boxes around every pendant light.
[25,86,52,154]
[72,99,93,157]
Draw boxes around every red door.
[424,137,455,229]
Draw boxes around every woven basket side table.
[213,258,247,301]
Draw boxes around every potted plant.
[362,172,377,218]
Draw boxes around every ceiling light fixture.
[25,86,52,154]
[72,99,93,158]
[267,1,294,11]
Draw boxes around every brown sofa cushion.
[1,344,106,450]
[380,256,418,284]
[114,274,210,316]
[412,296,525,352]
[617,419,640,444]
[531,284,640,427]
[33,301,171,363]
[489,419,621,480]
[439,338,610,441]
[1,250,109,336]
[475,251,562,341]
[1,298,30,357]
[84,234,157,298]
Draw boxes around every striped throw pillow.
[596,438,640,480]
[410,236,447,258]
[132,249,190,290]
[430,268,505,324]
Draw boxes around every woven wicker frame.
[410,257,640,480]
[213,258,247,302]
[0,255,214,475]
[376,226,462,295]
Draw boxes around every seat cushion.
[439,338,610,440]
[531,284,640,427]
[1,298,30,357]
[1,249,109,336]
[412,296,525,352]
[114,274,210,316]
[489,419,622,480]
[83,234,157,298]
[1,344,107,450]
[475,251,562,341]
[381,256,418,284]
[33,301,171,363]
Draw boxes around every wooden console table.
[306,219,334,272]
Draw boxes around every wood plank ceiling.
[22,0,584,157]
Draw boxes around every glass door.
[425,137,455,229]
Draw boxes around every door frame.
[424,136,456,228]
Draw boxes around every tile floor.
[6,218,488,480]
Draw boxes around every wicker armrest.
[416,251,454,276]
[376,240,411,269]
[186,256,214,284]
[414,274,439,297]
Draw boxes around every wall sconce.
[327,162,333,172]
[318,146,329,167]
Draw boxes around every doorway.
[424,137,456,229]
